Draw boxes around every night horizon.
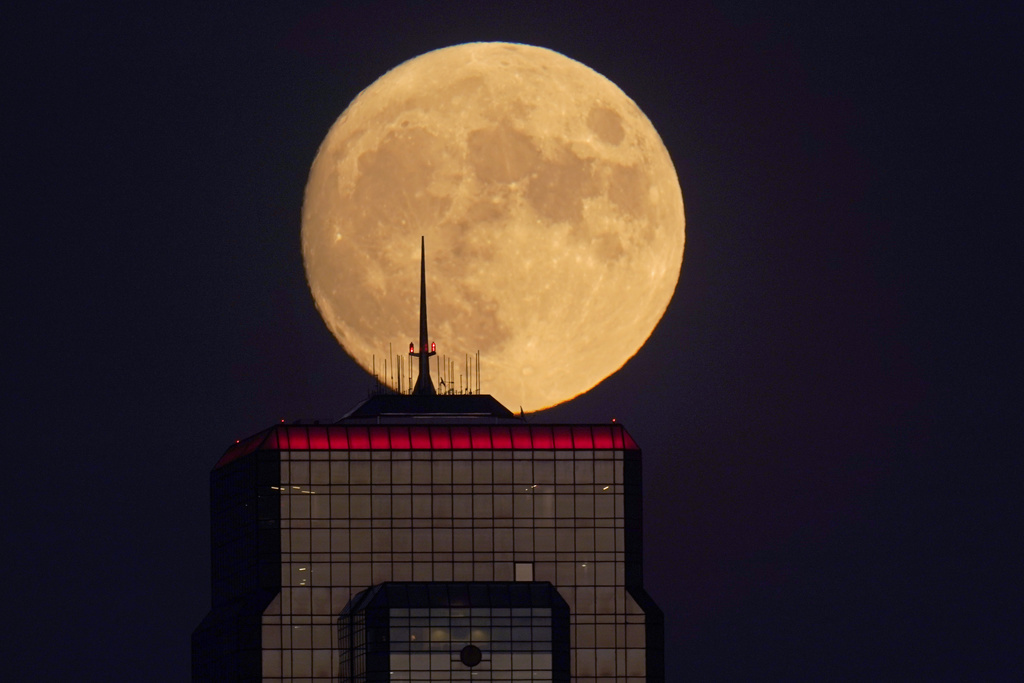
[7,2,1018,681]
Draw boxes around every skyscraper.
[193,242,663,681]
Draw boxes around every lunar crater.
[587,106,625,145]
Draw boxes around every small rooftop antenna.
[409,236,437,395]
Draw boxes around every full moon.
[303,42,684,412]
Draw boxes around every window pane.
[555,461,573,484]
[351,495,370,518]
[412,462,431,484]
[492,461,511,484]
[453,461,472,484]
[350,462,370,484]
[432,461,451,484]
[515,562,534,581]
[392,461,411,484]
[494,495,513,518]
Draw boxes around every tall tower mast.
[409,236,436,395]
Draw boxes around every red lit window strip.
[369,426,390,449]
[490,426,512,449]
[410,426,431,449]
[450,426,471,449]
[389,426,411,450]
[552,425,572,449]
[429,426,451,449]
[308,426,329,450]
[286,426,309,450]
[592,425,614,449]
[217,422,640,468]
[510,425,532,449]
[348,426,370,450]
[470,426,493,449]
[328,428,349,450]
[572,426,592,449]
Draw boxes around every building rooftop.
[340,393,519,422]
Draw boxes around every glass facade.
[192,450,281,679]
[194,419,662,681]
[338,582,570,681]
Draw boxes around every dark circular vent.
[459,644,482,667]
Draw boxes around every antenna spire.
[409,236,436,395]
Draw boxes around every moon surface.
[302,42,684,412]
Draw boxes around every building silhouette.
[193,240,663,680]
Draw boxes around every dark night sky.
[6,2,1019,680]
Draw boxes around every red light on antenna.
[409,342,415,353]
[431,341,436,353]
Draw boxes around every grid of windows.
[338,582,570,681]
[387,606,552,653]
[263,439,648,680]
[197,422,661,682]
